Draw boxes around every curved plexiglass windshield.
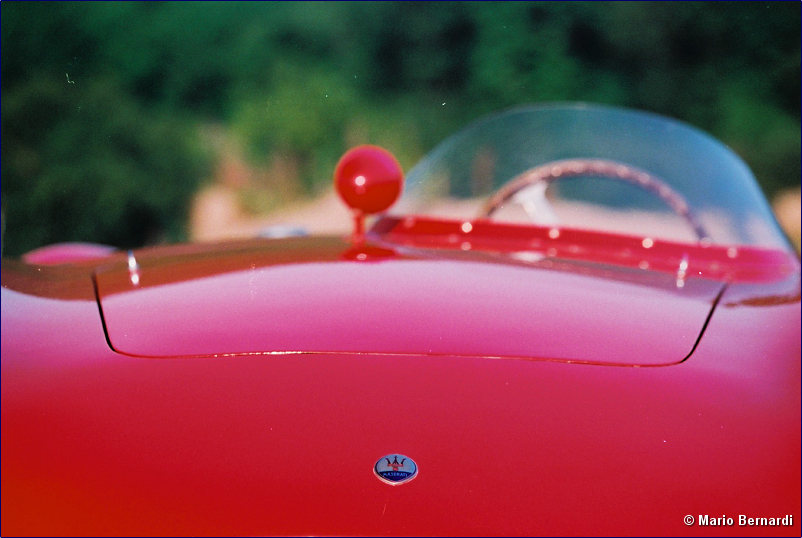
[393,103,788,249]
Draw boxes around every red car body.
[2,104,799,536]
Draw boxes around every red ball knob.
[334,145,403,214]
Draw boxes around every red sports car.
[2,104,799,536]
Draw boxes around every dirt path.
[773,187,801,250]
[190,186,351,241]
[189,133,352,242]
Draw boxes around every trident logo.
[386,455,406,471]
[375,453,418,485]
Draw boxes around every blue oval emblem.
[374,454,418,485]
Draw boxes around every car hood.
[94,236,723,365]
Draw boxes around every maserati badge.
[374,454,418,485]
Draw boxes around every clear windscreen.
[392,104,790,249]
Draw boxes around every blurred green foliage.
[2,1,799,256]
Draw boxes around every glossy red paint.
[335,145,403,215]
[3,104,800,535]
[21,242,117,266]
[94,236,723,364]
[2,225,800,536]
[372,215,799,284]
[335,145,404,240]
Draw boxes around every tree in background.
[2,3,210,255]
[2,1,798,255]
[2,75,209,253]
